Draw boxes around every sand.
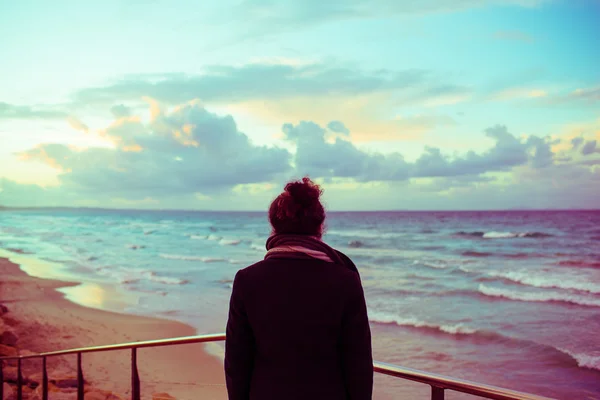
[0,257,227,400]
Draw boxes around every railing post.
[42,356,48,400]
[17,357,22,400]
[0,359,4,400]
[77,352,84,400]
[131,347,141,400]
[431,385,445,400]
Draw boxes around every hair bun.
[284,177,322,207]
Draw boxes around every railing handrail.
[0,333,556,400]
[1,333,227,359]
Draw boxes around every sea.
[0,209,599,399]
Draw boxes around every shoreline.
[0,256,227,399]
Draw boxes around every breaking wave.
[159,253,225,262]
[487,271,600,294]
[413,259,447,269]
[559,348,600,372]
[219,239,241,246]
[369,312,477,335]
[370,310,600,372]
[477,284,600,307]
[455,231,553,239]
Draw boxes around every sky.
[0,0,599,211]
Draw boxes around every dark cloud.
[0,102,67,119]
[571,137,585,149]
[581,140,599,155]
[73,63,468,107]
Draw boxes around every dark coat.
[224,253,373,400]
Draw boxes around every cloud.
[493,30,535,43]
[67,117,89,133]
[110,104,132,118]
[73,63,469,109]
[282,121,557,182]
[544,86,600,105]
[489,87,547,101]
[19,102,291,197]
[225,0,548,41]
[0,102,67,119]
[569,87,600,103]
[11,101,590,210]
[327,120,350,135]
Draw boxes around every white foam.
[207,234,221,241]
[219,239,241,246]
[159,253,225,262]
[489,271,600,294]
[478,284,600,307]
[369,311,477,335]
[250,243,264,252]
[413,259,447,269]
[145,271,189,285]
[483,231,518,239]
[190,235,205,240]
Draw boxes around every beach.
[0,257,227,400]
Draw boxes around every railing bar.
[17,357,22,400]
[42,356,48,400]
[10,334,228,359]
[77,352,84,400]
[132,347,141,400]
[0,333,556,400]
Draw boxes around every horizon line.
[1,205,599,213]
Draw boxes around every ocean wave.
[250,243,264,252]
[348,240,367,248]
[145,271,189,285]
[97,266,189,286]
[159,253,225,262]
[455,231,553,239]
[207,234,221,241]
[413,259,447,269]
[559,348,600,372]
[190,235,205,240]
[144,229,157,235]
[369,312,477,335]
[5,248,33,254]
[462,251,492,257]
[477,284,600,307]
[371,310,600,372]
[558,260,600,269]
[126,244,146,250]
[219,239,241,246]
[487,271,600,294]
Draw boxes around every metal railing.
[0,333,554,400]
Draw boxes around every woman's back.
[224,178,373,400]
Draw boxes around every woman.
[225,177,373,400]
